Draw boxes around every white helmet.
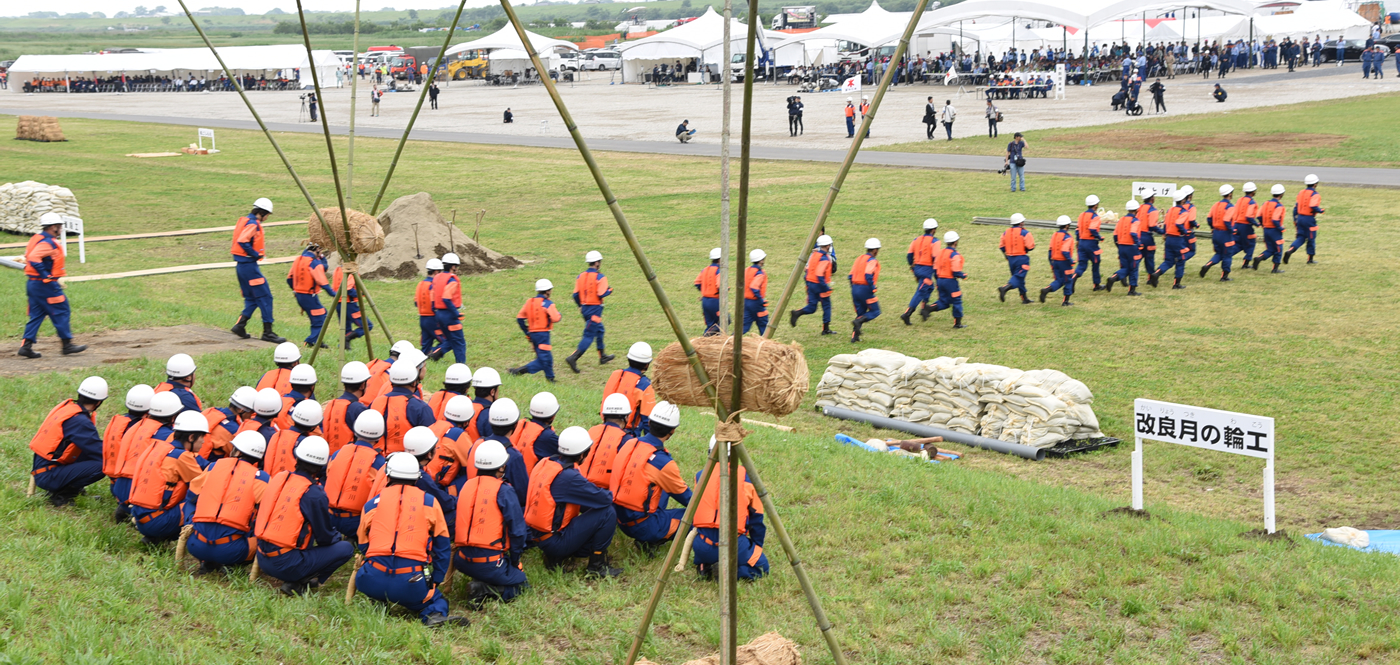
[585,250,603,263]
[1009,213,1026,225]
[253,388,283,417]
[535,279,553,292]
[149,392,183,418]
[627,341,653,364]
[125,384,155,412]
[441,252,461,266]
[489,398,520,426]
[166,353,196,379]
[426,258,444,271]
[174,410,210,434]
[340,361,371,384]
[943,231,960,244]
[230,386,258,412]
[273,342,301,364]
[289,364,317,386]
[1303,174,1319,185]
[389,358,420,385]
[923,218,938,230]
[1125,199,1141,211]
[253,197,274,214]
[1243,182,1257,193]
[1180,185,1195,197]
[650,400,681,428]
[816,235,833,247]
[1085,195,1100,207]
[444,395,475,423]
[444,363,473,385]
[1271,184,1286,196]
[232,431,267,460]
[384,452,420,480]
[390,340,416,357]
[474,440,509,470]
[1219,184,1234,196]
[1056,215,1072,227]
[403,426,439,456]
[557,426,593,456]
[39,212,64,228]
[353,409,386,439]
[602,393,632,416]
[78,377,108,401]
[749,249,766,262]
[846,97,852,101]
[294,436,330,465]
[529,392,560,418]
[291,399,324,427]
[709,247,723,260]
[864,237,881,250]
[472,367,502,388]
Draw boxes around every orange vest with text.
[524,458,579,534]
[29,400,89,466]
[254,472,314,550]
[363,484,434,562]
[191,457,262,531]
[454,475,509,551]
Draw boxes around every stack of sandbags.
[814,349,916,418]
[977,368,1100,447]
[14,116,66,142]
[0,181,80,234]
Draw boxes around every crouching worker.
[31,377,109,507]
[525,426,623,577]
[323,410,387,540]
[129,411,212,544]
[355,452,470,627]
[453,440,529,607]
[691,437,768,581]
[253,437,355,596]
[611,401,691,557]
[184,431,269,574]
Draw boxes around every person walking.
[230,198,286,344]
[1040,216,1077,306]
[18,213,86,358]
[1198,184,1238,281]
[1005,132,1027,192]
[1074,195,1105,291]
[939,99,956,140]
[1149,78,1166,113]
[428,81,439,110]
[1104,199,1143,295]
[996,213,1035,304]
[924,96,938,139]
[985,99,999,137]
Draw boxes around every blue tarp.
[1305,530,1400,555]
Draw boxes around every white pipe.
[821,406,1045,461]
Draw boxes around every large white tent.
[7,44,340,91]
[617,7,782,82]
[444,24,578,57]
[1247,0,1371,40]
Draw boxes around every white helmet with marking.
[443,363,473,385]
[126,384,155,412]
[166,353,196,379]
[557,426,594,456]
[353,409,385,439]
[253,388,283,417]
[444,395,475,423]
[274,341,301,364]
[385,451,420,480]
[472,367,502,388]
[289,363,317,386]
[294,436,330,466]
[602,393,632,416]
[529,392,560,418]
[340,361,371,384]
[150,392,183,418]
[474,440,509,470]
[489,398,520,426]
[291,399,323,427]
[627,342,653,364]
[232,431,267,460]
[174,410,210,434]
[403,426,439,456]
[650,401,681,428]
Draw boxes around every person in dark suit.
[924,96,938,139]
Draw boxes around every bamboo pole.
[369,0,470,216]
[762,0,937,339]
[718,441,735,665]
[307,270,346,362]
[344,0,362,366]
[717,0,734,334]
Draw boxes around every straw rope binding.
[653,335,808,417]
[307,207,385,256]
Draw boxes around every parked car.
[555,50,582,71]
[583,51,621,70]
[1321,39,1367,62]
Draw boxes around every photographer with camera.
[1005,132,1028,192]
[301,92,318,123]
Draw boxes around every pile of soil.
[332,192,521,280]
[638,632,801,665]
[0,325,272,377]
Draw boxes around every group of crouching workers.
[29,339,766,628]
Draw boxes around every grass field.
[873,92,1400,169]
[2,116,1398,663]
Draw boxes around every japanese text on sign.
[1133,398,1273,460]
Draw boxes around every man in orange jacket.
[286,243,337,349]
[129,411,212,543]
[19,213,86,359]
[453,440,529,606]
[509,280,563,382]
[565,251,615,372]
[253,437,355,596]
[611,402,691,556]
[230,197,286,343]
[997,214,1035,304]
[30,377,107,506]
[694,248,724,335]
[691,437,768,580]
[183,431,269,573]
[742,250,769,335]
[789,235,836,335]
[526,426,622,577]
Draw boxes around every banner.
[840,76,861,93]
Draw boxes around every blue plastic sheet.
[1305,530,1400,555]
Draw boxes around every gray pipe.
[821,406,1046,461]
[0,256,23,271]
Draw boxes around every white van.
[583,51,622,70]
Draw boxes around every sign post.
[1132,398,1276,532]
[197,127,219,153]
[1132,181,1176,201]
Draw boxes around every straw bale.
[680,632,802,665]
[653,335,808,417]
[14,116,65,142]
[307,207,385,256]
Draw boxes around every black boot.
[997,285,1010,302]
[1271,266,1284,274]
[599,352,615,365]
[1092,284,1105,292]
[542,554,565,571]
[850,316,864,343]
[918,304,934,321]
[1019,294,1032,304]
[899,309,913,325]
[1104,277,1116,292]
[1172,279,1185,289]
[231,315,251,339]
[1199,264,1211,278]
[277,581,308,597]
[1038,287,1050,303]
[952,318,966,329]
[788,310,803,327]
[564,351,582,374]
[423,613,471,628]
[1219,273,1232,282]
[1126,286,1140,296]
[507,365,527,376]
[61,338,87,355]
[17,339,40,359]
[1283,247,1295,264]
[1306,256,1317,264]
[820,323,836,335]
[1252,256,1263,270]
[260,322,286,344]
[1061,298,1073,307]
[1148,272,1160,288]
[585,552,623,578]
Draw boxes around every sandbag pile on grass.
[14,116,66,142]
[815,349,1103,448]
[0,181,79,234]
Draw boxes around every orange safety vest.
[128,441,184,510]
[29,400,89,466]
[1050,230,1075,262]
[254,472,314,550]
[264,429,310,479]
[1077,211,1101,241]
[511,420,547,472]
[363,484,434,562]
[849,253,880,287]
[1115,214,1139,246]
[321,398,356,453]
[934,248,964,279]
[116,418,168,479]
[424,390,457,422]
[102,413,137,477]
[1262,199,1286,229]
[844,104,855,117]
[611,439,660,513]
[426,428,473,487]
[369,394,414,455]
[574,270,608,306]
[578,423,628,489]
[325,444,382,514]
[431,272,462,310]
[999,227,1033,256]
[454,475,510,551]
[200,407,237,460]
[744,266,767,301]
[1234,196,1257,224]
[523,458,579,534]
[860,102,869,115]
[361,360,392,406]
[804,250,833,287]
[694,465,749,533]
[257,368,293,396]
[695,264,721,298]
[464,401,488,443]
[601,369,649,430]
[23,233,65,280]
[287,254,326,295]
[517,296,560,333]
[1296,187,1320,216]
[1165,206,1190,236]
[230,215,265,259]
[1208,200,1233,231]
[191,457,261,531]
[908,234,939,267]
[415,277,436,316]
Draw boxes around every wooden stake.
[345,554,363,605]
[26,476,36,497]
[175,524,192,565]
[248,556,261,583]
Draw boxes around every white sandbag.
[1321,527,1369,548]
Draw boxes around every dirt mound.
[332,192,521,280]
[1042,130,1347,153]
[0,324,272,377]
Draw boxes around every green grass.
[873,92,1400,169]
[1,117,1398,662]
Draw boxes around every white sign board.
[198,127,215,138]
[1053,63,1066,99]
[59,214,85,264]
[1132,398,1276,532]
[197,128,218,153]
[1133,181,1176,201]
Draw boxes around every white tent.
[486,48,536,77]
[444,23,579,57]
[1247,0,1370,40]
[618,7,780,81]
[8,44,340,91]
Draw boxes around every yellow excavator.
[446,49,489,80]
